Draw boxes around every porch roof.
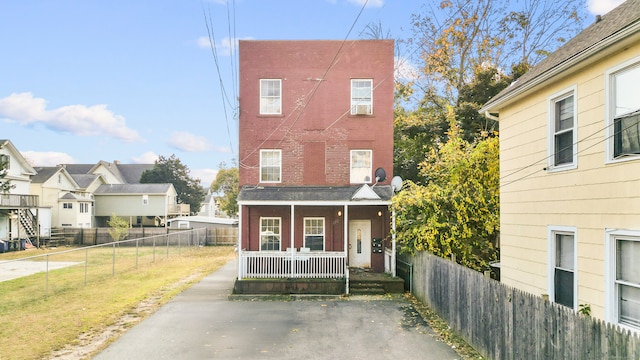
[237,185,393,206]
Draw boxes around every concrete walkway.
[94,259,460,360]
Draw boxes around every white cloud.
[196,36,253,56]
[192,168,219,187]
[348,0,384,7]
[131,151,159,164]
[587,0,625,15]
[395,56,420,81]
[21,151,75,167]
[168,131,214,152]
[0,92,142,143]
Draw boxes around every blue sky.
[0,0,623,186]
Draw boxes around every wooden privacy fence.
[45,226,237,246]
[404,251,640,360]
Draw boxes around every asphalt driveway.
[94,259,460,360]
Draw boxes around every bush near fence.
[43,227,237,247]
[401,251,640,360]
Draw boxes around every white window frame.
[547,87,577,171]
[0,154,9,169]
[351,79,373,115]
[605,229,640,331]
[260,149,282,183]
[142,194,149,205]
[304,217,325,251]
[260,79,282,115]
[350,149,372,184]
[260,217,281,252]
[63,203,73,209]
[605,56,640,163]
[547,226,578,310]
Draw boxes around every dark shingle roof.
[94,183,172,195]
[482,0,640,112]
[116,164,154,184]
[31,166,61,183]
[71,174,101,188]
[63,164,95,175]
[238,185,393,202]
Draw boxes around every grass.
[0,245,236,360]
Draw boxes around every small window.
[607,60,640,160]
[260,79,282,115]
[549,229,576,309]
[79,203,89,213]
[350,150,372,183]
[304,218,325,251]
[260,217,281,251]
[608,232,640,329]
[548,89,576,169]
[0,154,9,169]
[142,195,149,205]
[260,149,281,183]
[63,203,73,209]
[351,79,373,115]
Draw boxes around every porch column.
[392,209,397,277]
[237,205,243,280]
[290,204,295,278]
[343,204,349,295]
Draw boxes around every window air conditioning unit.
[355,104,372,115]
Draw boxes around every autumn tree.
[392,112,499,271]
[140,155,206,216]
[210,163,238,217]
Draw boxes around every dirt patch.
[47,272,203,360]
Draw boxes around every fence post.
[45,254,49,298]
[112,243,116,276]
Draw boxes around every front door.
[348,220,371,268]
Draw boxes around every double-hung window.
[548,89,577,169]
[350,150,372,183]
[607,231,640,329]
[260,79,282,115]
[304,218,325,251]
[351,79,373,115]
[608,60,640,159]
[0,154,9,169]
[260,149,281,183]
[548,226,576,309]
[63,203,73,209]
[260,217,281,251]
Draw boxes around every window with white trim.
[304,218,325,251]
[260,149,281,183]
[607,59,640,160]
[142,194,149,205]
[350,150,372,183]
[548,226,576,309]
[549,90,576,168]
[607,231,640,329]
[351,79,373,115]
[63,203,73,209]
[79,203,89,213]
[260,79,282,115]
[0,154,9,169]
[260,217,281,251]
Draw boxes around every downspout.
[484,111,499,122]
[392,209,396,277]
[290,204,295,278]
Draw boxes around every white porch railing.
[239,251,346,279]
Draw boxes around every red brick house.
[236,40,397,293]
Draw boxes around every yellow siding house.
[480,0,640,331]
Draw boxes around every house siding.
[499,42,640,320]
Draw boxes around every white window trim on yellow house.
[547,226,578,311]
[605,55,640,164]
[605,229,640,332]
[547,86,578,172]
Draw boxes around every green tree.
[392,110,499,271]
[107,213,129,242]
[140,155,205,216]
[210,163,238,217]
[0,144,13,193]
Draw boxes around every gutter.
[479,21,640,114]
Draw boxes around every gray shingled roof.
[481,0,640,112]
[94,183,172,195]
[60,192,93,201]
[31,166,61,183]
[71,174,101,188]
[238,185,393,202]
[116,164,154,184]
[63,164,95,175]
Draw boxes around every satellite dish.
[391,176,403,192]
[374,167,386,182]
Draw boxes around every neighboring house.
[198,189,222,217]
[93,183,183,227]
[480,0,640,330]
[0,140,40,246]
[31,166,94,228]
[236,40,396,284]
[167,215,238,229]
